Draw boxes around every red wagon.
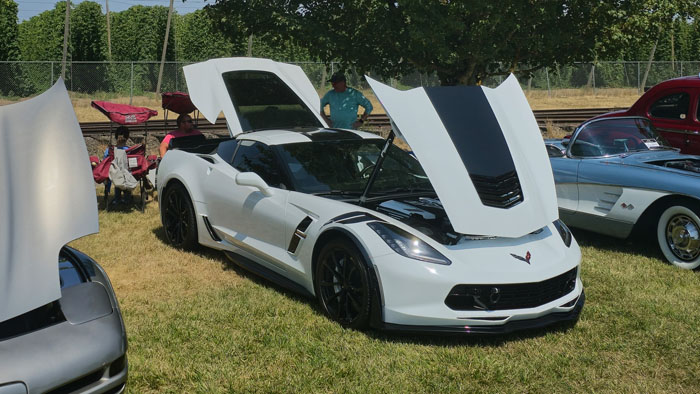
[89,101,159,212]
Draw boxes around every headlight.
[367,222,451,265]
[553,219,572,247]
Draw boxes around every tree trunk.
[60,0,70,80]
[247,34,254,57]
[641,39,658,91]
[106,0,111,59]
[156,0,174,95]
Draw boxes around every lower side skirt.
[223,251,314,299]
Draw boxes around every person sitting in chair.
[105,126,132,207]
[159,113,203,157]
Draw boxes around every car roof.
[650,75,700,89]
[237,127,384,146]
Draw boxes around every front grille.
[445,267,578,311]
[470,170,523,208]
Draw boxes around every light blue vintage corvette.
[546,116,700,269]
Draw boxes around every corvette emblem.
[510,251,532,264]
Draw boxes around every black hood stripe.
[423,86,516,177]
[424,86,523,208]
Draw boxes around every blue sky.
[16,0,209,21]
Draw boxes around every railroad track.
[80,108,625,136]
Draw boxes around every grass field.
[68,193,700,393]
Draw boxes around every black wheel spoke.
[346,292,362,311]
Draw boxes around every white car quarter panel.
[366,75,558,238]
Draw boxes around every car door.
[645,89,700,153]
[204,140,291,272]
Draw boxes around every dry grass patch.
[524,87,640,110]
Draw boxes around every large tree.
[205,0,700,85]
[205,0,611,85]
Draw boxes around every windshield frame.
[567,116,675,159]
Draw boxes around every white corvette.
[157,58,584,333]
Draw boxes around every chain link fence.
[1,61,699,100]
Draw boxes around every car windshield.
[222,70,323,131]
[570,117,673,157]
[276,139,434,196]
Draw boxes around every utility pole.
[61,0,71,80]
[106,0,112,59]
[156,0,174,95]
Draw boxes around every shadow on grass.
[570,227,665,261]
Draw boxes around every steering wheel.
[360,164,376,179]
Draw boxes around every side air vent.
[470,170,523,209]
[202,216,222,242]
[288,216,313,254]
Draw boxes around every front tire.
[656,204,700,269]
[161,182,199,251]
[314,238,372,329]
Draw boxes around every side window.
[649,92,689,120]
[216,139,239,164]
[231,141,286,188]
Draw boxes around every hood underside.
[0,79,98,322]
[183,57,328,136]
[366,75,558,238]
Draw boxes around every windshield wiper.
[313,190,362,197]
[376,187,435,195]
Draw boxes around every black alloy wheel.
[161,183,198,250]
[315,238,372,329]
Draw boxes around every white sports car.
[157,58,584,333]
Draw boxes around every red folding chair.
[89,101,158,212]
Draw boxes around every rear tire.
[161,183,199,251]
[314,238,372,329]
[656,204,700,269]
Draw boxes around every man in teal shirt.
[320,73,373,129]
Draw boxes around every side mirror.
[561,137,570,147]
[235,172,273,197]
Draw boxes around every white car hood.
[183,57,328,136]
[0,79,98,322]
[366,75,558,238]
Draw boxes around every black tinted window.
[650,93,689,120]
[222,70,323,131]
[216,139,239,163]
[232,141,285,188]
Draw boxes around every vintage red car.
[594,75,700,154]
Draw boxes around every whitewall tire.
[656,204,700,270]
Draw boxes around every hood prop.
[359,130,395,206]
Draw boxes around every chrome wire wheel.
[665,214,700,261]
[315,239,371,328]
[656,204,700,269]
[161,183,198,250]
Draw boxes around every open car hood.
[183,57,328,137]
[366,75,558,238]
[0,79,98,322]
